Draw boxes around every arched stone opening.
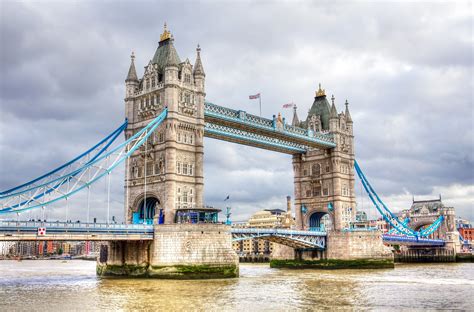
[309,211,332,231]
[132,197,163,225]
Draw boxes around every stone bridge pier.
[97,224,238,278]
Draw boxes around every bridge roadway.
[0,221,445,248]
[0,221,326,248]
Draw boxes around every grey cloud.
[1,0,472,222]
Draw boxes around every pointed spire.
[193,44,205,76]
[345,99,353,123]
[126,51,138,82]
[291,104,300,127]
[330,94,338,118]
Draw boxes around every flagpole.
[259,94,262,116]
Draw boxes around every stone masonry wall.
[327,230,393,260]
[150,224,238,266]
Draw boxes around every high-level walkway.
[204,102,336,154]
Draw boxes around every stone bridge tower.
[124,24,205,225]
[98,25,238,279]
[292,85,356,231]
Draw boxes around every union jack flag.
[282,103,294,108]
[249,93,260,100]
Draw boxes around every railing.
[0,221,153,233]
[205,122,307,153]
[205,102,240,119]
[342,227,379,232]
[231,228,326,236]
[204,102,335,147]
[245,113,274,128]
[382,234,445,246]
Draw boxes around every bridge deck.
[0,221,447,248]
[382,234,445,247]
[0,221,153,241]
[231,228,327,249]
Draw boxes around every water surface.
[0,260,472,311]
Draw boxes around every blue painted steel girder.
[382,234,445,247]
[231,228,326,249]
[205,122,309,154]
[204,102,336,152]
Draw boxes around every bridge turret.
[125,52,139,122]
[193,44,206,118]
[291,105,300,127]
[329,95,338,132]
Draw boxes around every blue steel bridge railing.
[231,228,327,236]
[382,234,445,246]
[204,122,308,154]
[0,221,154,234]
[204,102,336,148]
[0,108,168,215]
[354,160,444,238]
[0,120,127,206]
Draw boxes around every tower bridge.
[0,24,461,277]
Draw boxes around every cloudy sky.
[1,0,473,223]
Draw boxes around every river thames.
[0,260,472,311]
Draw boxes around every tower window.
[183,164,188,175]
[313,186,321,197]
[312,163,321,178]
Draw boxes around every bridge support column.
[326,231,393,262]
[97,240,151,277]
[270,230,394,269]
[97,224,238,278]
[148,224,238,278]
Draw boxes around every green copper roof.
[152,39,181,71]
[307,95,331,130]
